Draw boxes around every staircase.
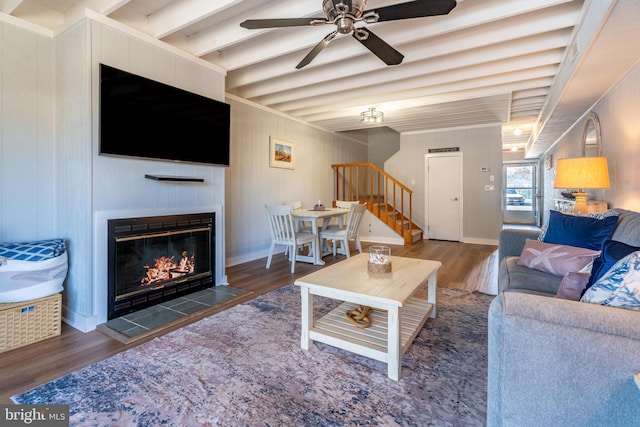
[331,163,423,246]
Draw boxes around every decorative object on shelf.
[269,137,295,169]
[561,191,576,200]
[553,199,608,215]
[368,246,392,273]
[345,304,372,329]
[361,107,384,124]
[553,157,610,215]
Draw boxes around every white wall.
[367,127,400,169]
[543,59,640,216]
[0,20,56,242]
[386,126,504,244]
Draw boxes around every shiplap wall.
[544,59,640,216]
[386,126,504,244]
[225,97,368,266]
[0,21,55,242]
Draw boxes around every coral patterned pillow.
[517,239,601,277]
[581,251,640,310]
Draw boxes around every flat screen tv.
[99,63,230,166]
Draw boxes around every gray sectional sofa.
[488,208,640,427]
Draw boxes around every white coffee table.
[294,253,441,380]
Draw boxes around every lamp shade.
[554,157,610,190]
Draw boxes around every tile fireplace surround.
[92,206,226,330]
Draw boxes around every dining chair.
[328,200,360,226]
[282,201,313,257]
[335,200,361,209]
[265,204,316,273]
[283,201,312,233]
[319,203,366,258]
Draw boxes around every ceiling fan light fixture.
[361,107,384,124]
[336,17,354,33]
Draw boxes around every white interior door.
[425,153,463,241]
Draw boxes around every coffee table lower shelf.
[310,297,434,366]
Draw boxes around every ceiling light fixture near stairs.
[361,107,384,124]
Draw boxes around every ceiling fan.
[240,0,457,69]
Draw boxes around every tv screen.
[99,63,230,166]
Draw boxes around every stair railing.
[331,162,419,245]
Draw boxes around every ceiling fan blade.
[353,28,404,66]
[296,31,337,69]
[240,18,325,29]
[369,0,457,22]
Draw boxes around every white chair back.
[335,200,360,209]
[265,204,296,245]
[265,204,316,273]
[345,203,366,239]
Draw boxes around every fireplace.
[107,212,215,319]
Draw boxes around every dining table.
[292,207,350,265]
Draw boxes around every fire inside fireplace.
[107,213,214,319]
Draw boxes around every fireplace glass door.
[115,227,211,300]
[107,213,214,319]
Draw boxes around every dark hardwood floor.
[0,239,497,403]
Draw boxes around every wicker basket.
[0,293,62,353]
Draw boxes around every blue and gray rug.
[13,285,493,426]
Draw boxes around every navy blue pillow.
[543,210,618,251]
[582,239,640,296]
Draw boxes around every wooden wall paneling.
[0,24,55,242]
[56,20,94,325]
[224,98,367,266]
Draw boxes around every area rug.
[13,285,494,426]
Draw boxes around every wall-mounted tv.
[99,63,230,166]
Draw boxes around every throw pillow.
[538,209,618,242]
[583,239,640,297]
[517,239,601,277]
[542,210,618,250]
[581,251,640,310]
[555,272,591,300]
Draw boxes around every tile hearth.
[103,286,249,340]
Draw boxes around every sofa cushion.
[610,208,640,246]
[541,210,618,250]
[517,239,600,277]
[583,239,640,296]
[504,256,564,295]
[555,271,591,300]
[581,250,640,310]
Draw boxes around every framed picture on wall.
[269,137,295,169]
[545,155,553,169]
